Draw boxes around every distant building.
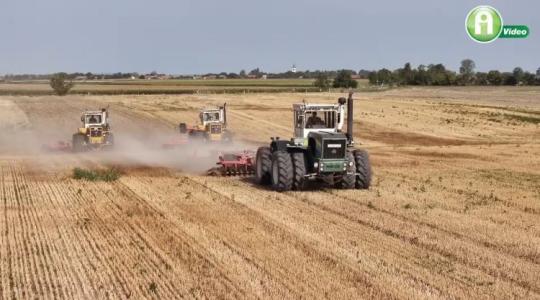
[261,74,267,80]
[291,64,297,73]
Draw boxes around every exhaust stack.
[223,102,227,127]
[346,92,354,145]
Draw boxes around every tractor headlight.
[349,161,354,167]
[314,162,319,168]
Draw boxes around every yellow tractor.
[72,108,114,152]
[164,103,231,147]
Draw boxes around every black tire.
[291,152,307,190]
[189,130,206,141]
[255,147,272,185]
[271,151,293,192]
[341,152,356,189]
[179,123,187,134]
[72,134,86,153]
[354,149,372,189]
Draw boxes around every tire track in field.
[372,169,540,263]
[36,176,123,297]
[185,176,453,299]
[1,164,17,300]
[10,164,64,299]
[194,177,464,298]
[119,175,298,299]
[4,164,43,298]
[27,173,98,297]
[56,156,245,299]
[395,166,540,217]
[107,180,249,299]
[45,167,190,299]
[122,175,376,299]
[63,182,184,299]
[318,189,540,295]
[57,159,210,297]
[195,176,537,299]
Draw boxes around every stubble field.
[0,87,539,299]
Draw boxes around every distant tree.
[368,71,378,85]
[239,69,246,78]
[49,72,74,96]
[332,69,358,88]
[486,70,503,85]
[313,73,331,90]
[413,65,428,85]
[376,69,393,85]
[459,59,476,76]
[427,64,455,85]
[458,59,476,85]
[401,62,414,85]
[138,75,145,79]
[249,68,262,77]
[513,67,524,85]
[522,72,536,85]
[503,72,517,85]
[475,72,488,85]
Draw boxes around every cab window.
[85,114,102,124]
[305,111,335,129]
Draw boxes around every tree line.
[367,59,539,86]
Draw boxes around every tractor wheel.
[190,130,206,142]
[271,151,293,192]
[354,149,372,189]
[255,147,272,185]
[72,134,86,153]
[291,152,307,190]
[341,152,356,189]
[179,123,187,134]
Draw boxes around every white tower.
[291,64,297,73]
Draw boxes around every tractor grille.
[322,139,346,159]
[210,124,222,134]
[90,129,103,137]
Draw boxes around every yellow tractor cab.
[72,108,114,152]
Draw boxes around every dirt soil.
[1,87,539,299]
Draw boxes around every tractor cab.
[292,101,346,146]
[196,105,227,140]
[81,109,109,129]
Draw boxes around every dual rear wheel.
[255,147,372,192]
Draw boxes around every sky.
[0,0,538,74]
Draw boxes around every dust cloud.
[0,124,255,175]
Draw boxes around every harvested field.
[1,87,539,299]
